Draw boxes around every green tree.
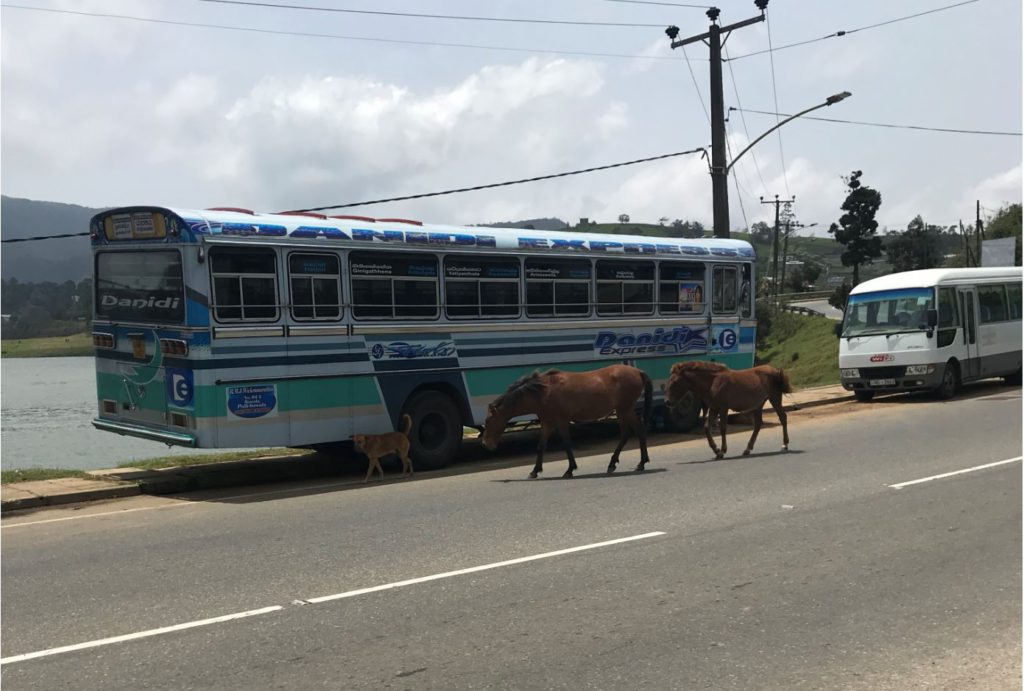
[828,170,883,286]
[885,215,943,272]
[749,221,772,244]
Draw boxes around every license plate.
[869,378,896,387]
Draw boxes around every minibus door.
[957,288,979,379]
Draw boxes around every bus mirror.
[833,322,842,338]
[926,309,938,328]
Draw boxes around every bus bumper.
[92,418,198,447]
[840,365,945,393]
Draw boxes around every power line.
[681,44,710,124]
[599,0,709,7]
[725,0,980,62]
[1,232,90,244]
[1,5,704,62]
[723,45,767,196]
[730,108,1023,136]
[286,148,707,213]
[764,12,790,196]
[199,0,668,28]
[1,149,709,243]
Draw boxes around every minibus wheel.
[935,360,960,400]
[664,397,702,432]
[403,390,463,470]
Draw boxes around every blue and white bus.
[91,206,756,468]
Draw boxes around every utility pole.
[976,200,984,266]
[780,220,816,292]
[761,194,795,304]
[666,1,767,239]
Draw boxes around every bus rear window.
[96,251,184,323]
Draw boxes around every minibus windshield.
[841,287,934,337]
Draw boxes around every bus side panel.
[977,320,1023,377]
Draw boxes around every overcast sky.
[2,0,1021,235]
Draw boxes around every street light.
[726,91,851,175]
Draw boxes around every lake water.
[1,357,251,471]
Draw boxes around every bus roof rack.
[279,211,329,219]
[377,218,423,226]
[206,207,255,214]
[329,215,377,222]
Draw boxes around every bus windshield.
[842,287,935,337]
[96,250,185,323]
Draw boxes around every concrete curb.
[2,390,854,513]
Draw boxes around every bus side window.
[210,247,279,322]
[289,253,341,321]
[525,258,591,318]
[596,260,654,316]
[712,265,738,314]
[658,261,705,315]
[350,251,438,320]
[978,285,1009,323]
[444,256,520,319]
[1006,283,1022,321]
[740,264,752,318]
[937,287,959,347]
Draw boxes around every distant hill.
[1,196,104,283]
[480,218,569,231]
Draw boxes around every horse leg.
[743,407,764,456]
[769,394,790,451]
[704,407,723,459]
[559,423,578,479]
[719,409,728,458]
[607,419,631,474]
[529,422,553,479]
[627,411,650,472]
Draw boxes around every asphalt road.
[788,299,844,320]
[2,384,1021,689]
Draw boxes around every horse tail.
[774,368,793,395]
[641,371,654,424]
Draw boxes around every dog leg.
[363,457,379,483]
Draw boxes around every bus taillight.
[159,339,189,356]
[92,332,115,349]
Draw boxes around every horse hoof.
[562,471,574,479]
[782,445,789,452]
[528,472,538,479]
[715,452,724,460]
[606,466,616,475]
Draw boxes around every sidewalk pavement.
[1,384,855,514]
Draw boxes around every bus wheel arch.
[401,386,466,470]
[936,359,960,399]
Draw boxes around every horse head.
[480,401,510,451]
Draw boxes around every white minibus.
[837,267,1022,400]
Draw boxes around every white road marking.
[306,531,666,604]
[0,606,283,665]
[0,531,664,665]
[888,456,1021,490]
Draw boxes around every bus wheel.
[666,397,702,433]
[403,390,463,470]
[935,360,960,400]
[1004,368,1022,386]
[854,390,875,402]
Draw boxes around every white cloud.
[966,165,1022,210]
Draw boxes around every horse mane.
[670,360,728,376]
[493,369,560,410]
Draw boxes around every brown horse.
[480,364,653,478]
[666,361,792,459]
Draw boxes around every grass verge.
[1,468,97,484]
[116,448,312,471]
[756,311,839,388]
[1,333,93,358]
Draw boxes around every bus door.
[957,287,979,379]
[285,251,353,444]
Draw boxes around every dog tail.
[400,414,413,436]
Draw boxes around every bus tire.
[854,390,875,402]
[935,360,960,400]
[403,390,463,470]
[1004,368,1022,386]
[666,397,702,433]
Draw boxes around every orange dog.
[353,414,414,483]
